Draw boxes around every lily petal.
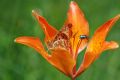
[15,36,50,60]
[74,14,120,78]
[67,1,89,57]
[102,41,119,51]
[86,14,120,55]
[15,37,75,77]
[32,10,58,41]
[50,48,76,77]
[67,1,89,35]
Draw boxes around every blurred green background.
[0,0,120,80]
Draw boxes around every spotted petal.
[32,10,58,42]
[74,14,120,78]
[66,1,89,58]
[15,36,75,77]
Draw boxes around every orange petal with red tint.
[15,37,75,77]
[50,48,75,77]
[86,14,120,55]
[74,14,120,78]
[102,41,119,51]
[32,10,58,41]
[67,1,89,35]
[15,36,50,60]
[67,1,89,57]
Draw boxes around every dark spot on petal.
[61,33,68,40]
[68,23,72,28]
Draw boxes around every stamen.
[72,32,78,52]
[75,35,88,59]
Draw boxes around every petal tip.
[14,37,20,43]
[115,43,119,48]
[70,1,75,4]
[32,10,35,14]
[14,39,17,43]
[32,9,41,19]
[70,1,77,7]
[14,37,23,44]
[111,41,119,49]
[118,14,120,17]
[32,10,38,17]
[14,37,32,44]
[115,14,120,19]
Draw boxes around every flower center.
[46,23,88,57]
[46,24,72,51]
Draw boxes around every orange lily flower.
[15,1,120,80]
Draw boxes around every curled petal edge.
[32,10,58,41]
